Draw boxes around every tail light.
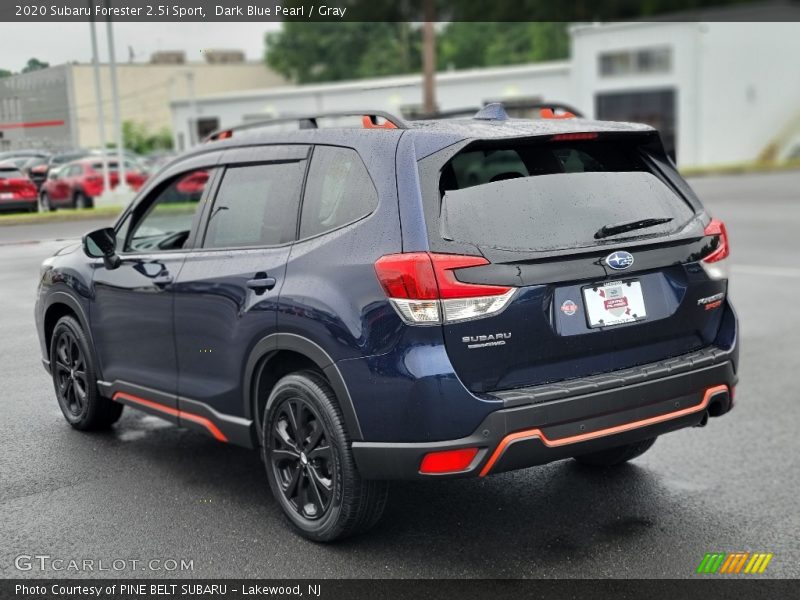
[374,252,515,324]
[20,180,37,198]
[701,218,730,280]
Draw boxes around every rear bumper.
[352,355,736,480]
[0,198,36,211]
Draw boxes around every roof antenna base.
[473,103,509,122]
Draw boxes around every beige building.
[0,51,285,152]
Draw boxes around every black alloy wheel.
[269,396,335,521]
[262,371,388,542]
[53,327,89,419]
[50,316,123,430]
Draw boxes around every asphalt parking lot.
[0,171,798,579]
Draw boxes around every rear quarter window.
[299,146,377,239]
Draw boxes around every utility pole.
[422,0,437,116]
[88,9,111,202]
[105,5,127,193]
[185,71,197,145]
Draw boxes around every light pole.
[185,71,197,145]
[105,4,128,193]
[88,9,111,203]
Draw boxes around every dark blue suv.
[35,107,738,541]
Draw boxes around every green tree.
[21,58,49,73]
[438,23,568,70]
[0,69,12,79]
[265,22,422,83]
[122,120,173,154]
[264,22,570,84]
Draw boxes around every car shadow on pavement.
[93,411,702,576]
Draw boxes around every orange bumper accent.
[479,384,729,477]
[112,392,228,443]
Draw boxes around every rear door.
[420,133,728,393]
[48,167,73,206]
[173,145,309,421]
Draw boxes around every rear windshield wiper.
[594,217,673,239]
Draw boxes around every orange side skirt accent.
[479,385,728,477]
[112,392,228,443]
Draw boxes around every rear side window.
[439,139,695,252]
[299,146,377,239]
[204,162,305,249]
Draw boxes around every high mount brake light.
[550,132,598,142]
[701,218,730,280]
[374,253,515,324]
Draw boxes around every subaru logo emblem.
[605,251,635,270]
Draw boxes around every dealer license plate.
[583,280,647,328]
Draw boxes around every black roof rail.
[204,110,408,142]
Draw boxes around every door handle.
[153,273,174,287]
[246,275,277,293]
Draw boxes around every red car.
[39,158,148,210]
[0,162,38,212]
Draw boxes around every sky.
[0,22,282,71]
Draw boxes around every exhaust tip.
[695,410,710,428]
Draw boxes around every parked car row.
[0,148,159,213]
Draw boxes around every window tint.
[439,140,695,252]
[203,162,305,249]
[299,147,377,239]
[125,169,210,253]
[0,167,24,178]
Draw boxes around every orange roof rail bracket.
[362,115,398,129]
[540,107,576,119]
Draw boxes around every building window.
[599,47,671,77]
[195,117,220,141]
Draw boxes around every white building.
[170,13,800,168]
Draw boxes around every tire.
[262,371,388,542]
[573,437,657,467]
[50,316,123,431]
[39,191,54,212]
[74,191,93,209]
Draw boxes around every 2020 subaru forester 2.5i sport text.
[35,106,738,541]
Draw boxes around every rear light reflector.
[374,253,515,325]
[701,218,730,280]
[419,448,479,474]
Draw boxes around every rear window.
[0,168,24,178]
[439,140,695,252]
[91,162,119,171]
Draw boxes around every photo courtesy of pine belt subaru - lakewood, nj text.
[34,105,738,542]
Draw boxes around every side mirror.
[83,227,120,269]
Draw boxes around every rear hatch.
[0,167,37,200]
[417,131,729,393]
